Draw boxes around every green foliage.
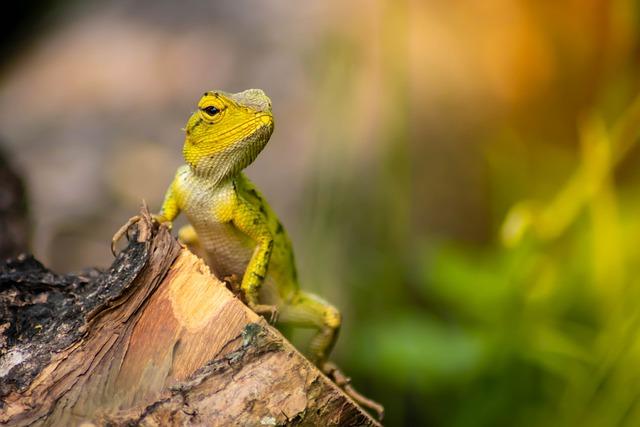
[282,3,640,424]
[299,56,640,427]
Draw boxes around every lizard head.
[182,89,274,178]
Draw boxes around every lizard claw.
[249,303,279,324]
[111,213,171,256]
[111,215,143,256]
[322,361,384,421]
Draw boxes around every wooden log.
[0,207,380,426]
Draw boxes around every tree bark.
[0,207,380,427]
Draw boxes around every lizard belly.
[189,215,254,279]
[176,172,252,279]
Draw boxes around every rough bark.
[0,207,380,426]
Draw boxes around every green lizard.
[112,89,383,417]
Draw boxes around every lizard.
[112,89,383,418]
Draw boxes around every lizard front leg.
[231,200,277,322]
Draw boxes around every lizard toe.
[111,215,142,256]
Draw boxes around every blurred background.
[2,0,640,425]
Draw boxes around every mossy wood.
[0,207,380,426]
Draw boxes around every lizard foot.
[249,303,279,324]
[111,215,144,256]
[322,361,384,421]
[111,211,170,256]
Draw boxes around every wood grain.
[0,208,380,426]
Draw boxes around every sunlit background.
[2,1,640,425]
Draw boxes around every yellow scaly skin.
[156,89,341,368]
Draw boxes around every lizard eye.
[201,106,220,116]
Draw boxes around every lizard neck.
[188,153,241,185]
[183,164,236,192]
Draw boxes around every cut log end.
[0,207,381,426]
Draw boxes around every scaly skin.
[156,89,341,367]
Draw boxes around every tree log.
[0,207,380,426]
